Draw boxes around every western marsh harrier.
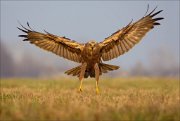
[18,7,164,94]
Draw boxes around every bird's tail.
[65,65,81,77]
[64,65,91,78]
[65,63,119,78]
[99,63,119,74]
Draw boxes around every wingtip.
[27,22,33,30]
[154,17,164,21]
[144,4,150,16]
[150,10,163,17]
[17,26,28,33]
[154,22,161,25]
[22,39,28,41]
[147,5,163,18]
[17,26,22,29]
[150,6,158,14]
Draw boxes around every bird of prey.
[18,7,164,94]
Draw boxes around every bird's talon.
[78,87,83,92]
[96,88,100,94]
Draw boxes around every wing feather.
[69,52,73,61]
[125,38,134,48]
[107,52,110,60]
[60,46,63,57]
[114,45,120,56]
[67,50,71,60]
[18,24,84,63]
[62,47,66,58]
[52,44,59,53]
[99,8,164,61]
[117,45,123,55]
[110,50,113,59]
[112,44,117,57]
[74,53,79,62]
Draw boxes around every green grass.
[0,77,179,121]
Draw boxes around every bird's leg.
[78,62,87,92]
[94,63,100,94]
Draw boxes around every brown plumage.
[18,7,164,94]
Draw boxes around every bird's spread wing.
[99,8,164,61]
[18,24,84,63]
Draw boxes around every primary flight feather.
[18,7,164,94]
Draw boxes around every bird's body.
[18,7,164,94]
[65,40,119,79]
[82,41,101,66]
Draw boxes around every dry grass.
[0,77,179,121]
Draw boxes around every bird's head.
[87,40,97,47]
[85,40,97,52]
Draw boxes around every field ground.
[0,77,179,121]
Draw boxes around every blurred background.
[0,1,179,78]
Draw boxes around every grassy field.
[0,77,179,121]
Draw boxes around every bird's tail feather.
[65,65,89,78]
[65,63,119,78]
[65,65,81,76]
[99,63,119,73]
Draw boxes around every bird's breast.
[82,44,101,63]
